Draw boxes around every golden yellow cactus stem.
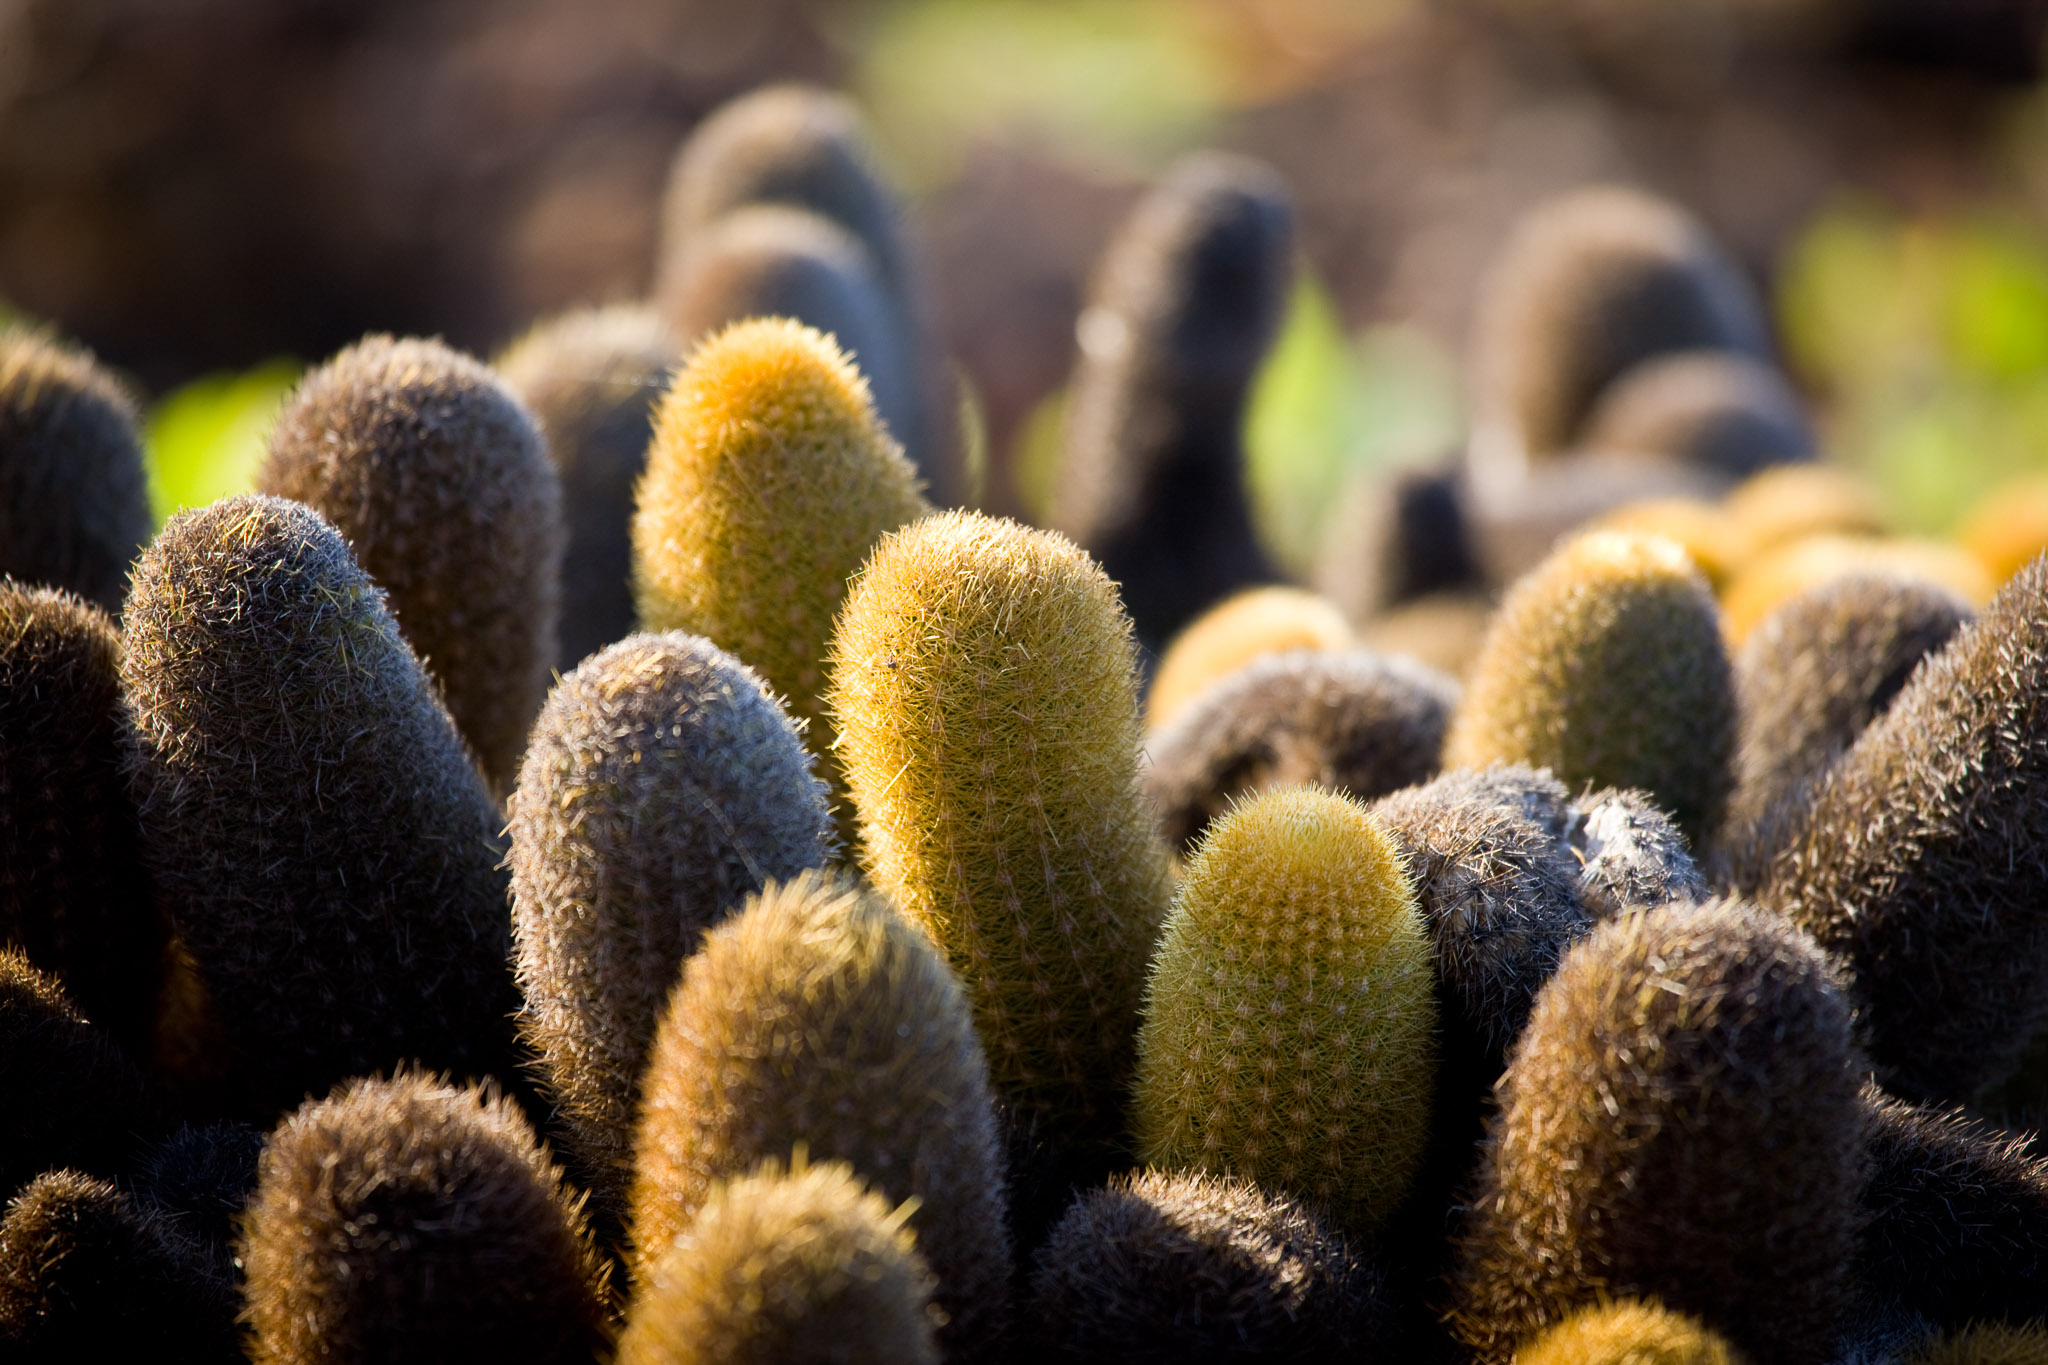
[1132,785,1438,1236]
[633,317,930,811]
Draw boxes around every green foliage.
[142,359,299,529]
[1779,200,2048,534]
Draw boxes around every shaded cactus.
[1315,462,1478,624]
[827,510,1173,1190]
[1716,573,1970,893]
[240,1072,607,1365]
[0,327,150,612]
[1143,647,1456,855]
[627,871,1008,1353]
[621,1158,938,1365]
[1450,899,1866,1365]
[0,581,159,1052]
[1513,1299,1742,1365]
[633,316,929,819]
[1133,786,1438,1234]
[1027,1169,1385,1362]
[1857,1090,2048,1333]
[1444,530,1734,844]
[1369,770,1592,1085]
[1569,785,1707,920]
[1050,151,1292,653]
[1146,585,1354,732]
[656,206,927,482]
[0,1170,234,1364]
[257,333,563,796]
[1577,348,1815,482]
[509,632,832,1224]
[495,304,675,671]
[1904,1322,2048,1365]
[122,496,518,1116]
[1467,186,1769,479]
[0,949,155,1198]
[131,1122,264,1290]
[1761,558,2048,1102]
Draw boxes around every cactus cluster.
[509,631,832,1221]
[258,334,564,796]
[628,871,1009,1352]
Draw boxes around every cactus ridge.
[1445,530,1735,844]
[122,495,517,1115]
[628,870,1008,1352]
[510,631,832,1223]
[1761,556,2048,1101]
[1028,1169,1384,1360]
[496,304,676,671]
[1133,785,1438,1233]
[258,332,563,796]
[0,581,159,1052]
[620,1157,939,1365]
[1450,898,1865,1365]
[0,327,150,612]
[827,509,1172,1154]
[1144,646,1457,855]
[240,1071,607,1365]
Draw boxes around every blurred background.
[6,0,2048,543]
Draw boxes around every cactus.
[130,1122,264,1289]
[1450,899,1866,1365]
[1050,151,1293,652]
[656,206,928,482]
[1721,463,1885,564]
[1958,475,2048,586]
[1589,496,1742,590]
[1143,648,1456,855]
[0,1170,234,1363]
[1715,573,1970,893]
[240,1072,607,1365]
[1464,449,1722,590]
[257,333,563,796]
[1513,1300,1740,1365]
[1577,349,1815,482]
[1358,590,1495,680]
[633,316,929,821]
[1858,1090,2048,1332]
[1569,786,1707,919]
[1145,586,1354,731]
[1369,770,1592,1085]
[0,949,155,1198]
[0,582,159,1053]
[629,870,1008,1353]
[1719,535,1991,647]
[1315,463,1478,624]
[1466,186,1769,479]
[122,495,519,1116]
[0,327,150,612]
[495,305,675,671]
[1133,786,1437,1234]
[509,632,831,1224]
[1761,558,2048,1102]
[1444,530,1735,845]
[619,1158,938,1365]
[1905,1323,2048,1365]
[1028,1169,1384,1361]
[828,511,1170,1173]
